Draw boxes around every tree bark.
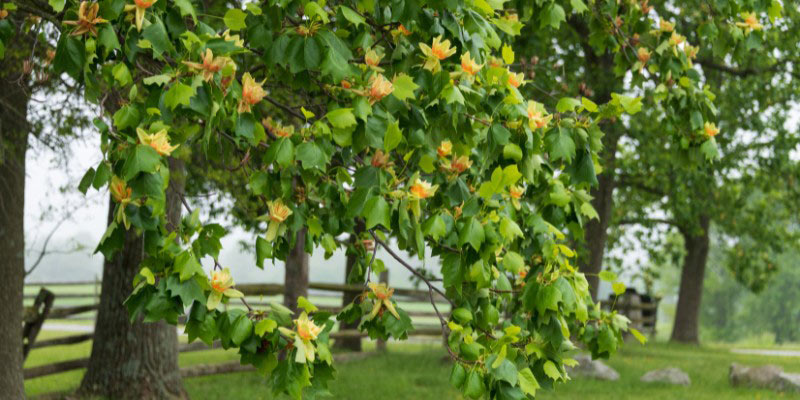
[670,216,711,344]
[581,135,619,301]
[78,159,187,399]
[283,228,309,314]
[0,65,30,398]
[335,230,363,352]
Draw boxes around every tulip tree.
[7,0,758,398]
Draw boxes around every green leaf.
[112,63,132,86]
[53,35,85,80]
[422,215,446,240]
[581,96,598,112]
[459,217,485,252]
[164,82,195,110]
[450,363,467,388]
[611,93,642,114]
[503,143,523,161]
[339,6,366,26]
[304,2,329,23]
[142,17,174,57]
[326,108,357,129]
[384,120,403,152]
[295,142,327,170]
[174,0,197,21]
[502,44,514,65]
[492,359,518,385]
[541,4,566,29]
[452,308,473,323]
[255,319,277,336]
[543,360,561,381]
[518,367,540,396]
[464,370,485,398]
[78,167,96,194]
[612,282,626,295]
[256,236,272,269]
[92,162,112,189]
[392,73,419,102]
[700,138,719,161]
[265,138,294,168]
[580,202,600,220]
[546,129,576,163]
[363,196,391,229]
[502,251,524,274]
[297,296,318,313]
[143,74,171,86]
[48,0,66,12]
[556,97,581,113]
[113,105,140,130]
[122,145,161,180]
[224,8,247,31]
[230,314,253,346]
[570,0,588,13]
[174,251,204,281]
[630,328,648,344]
[599,270,617,282]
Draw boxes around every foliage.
[0,0,784,397]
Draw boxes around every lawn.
[25,331,800,399]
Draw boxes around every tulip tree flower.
[367,283,401,320]
[110,176,133,229]
[704,122,720,138]
[124,0,157,32]
[367,73,393,104]
[437,140,452,158]
[183,49,231,82]
[137,128,179,156]
[442,155,473,175]
[266,199,293,241]
[64,2,107,37]
[460,51,482,77]
[207,268,245,310]
[509,185,524,210]
[364,49,384,71]
[408,177,438,218]
[507,70,524,88]
[527,101,552,130]
[278,312,322,364]
[238,72,266,113]
[262,117,294,138]
[419,35,456,72]
[736,12,764,34]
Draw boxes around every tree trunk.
[0,68,30,398]
[283,228,309,314]
[78,159,187,399]
[670,216,711,344]
[335,230,363,352]
[581,133,620,300]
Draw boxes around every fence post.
[22,288,55,360]
[376,270,389,352]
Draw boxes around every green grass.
[25,332,800,399]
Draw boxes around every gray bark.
[670,216,711,344]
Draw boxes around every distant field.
[25,330,800,399]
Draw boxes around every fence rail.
[23,277,448,380]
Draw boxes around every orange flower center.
[134,0,154,8]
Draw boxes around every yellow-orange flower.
[488,57,504,68]
[64,2,107,37]
[685,45,699,60]
[526,101,552,130]
[508,70,524,88]
[371,150,392,168]
[460,51,482,76]
[124,0,156,32]
[277,312,322,364]
[736,12,763,34]
[266,199,293,241]
[262,117,294,138]
[659,20,674,32]
[110,176,132,203]
[0,9,8,20]
[364,49,384,71]
[437,140,452,158]
[238,72,266,113]
[222,29,244,47]
[207,268,244,310]
[637,47,651,64]
[509,185,524,200]
[419,35,456,72]
[669,32,686,47]
[183,49,230,82]
[367,283,401,320]
[137,128,178,156]
[443,155,472,175]
[704,122,719,138]
[409,178,438,200]
[367,73,393,104]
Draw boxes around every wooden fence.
[23,277,448,380]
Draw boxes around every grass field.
[25,329,800,399]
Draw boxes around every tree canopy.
[0,0,788,398]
